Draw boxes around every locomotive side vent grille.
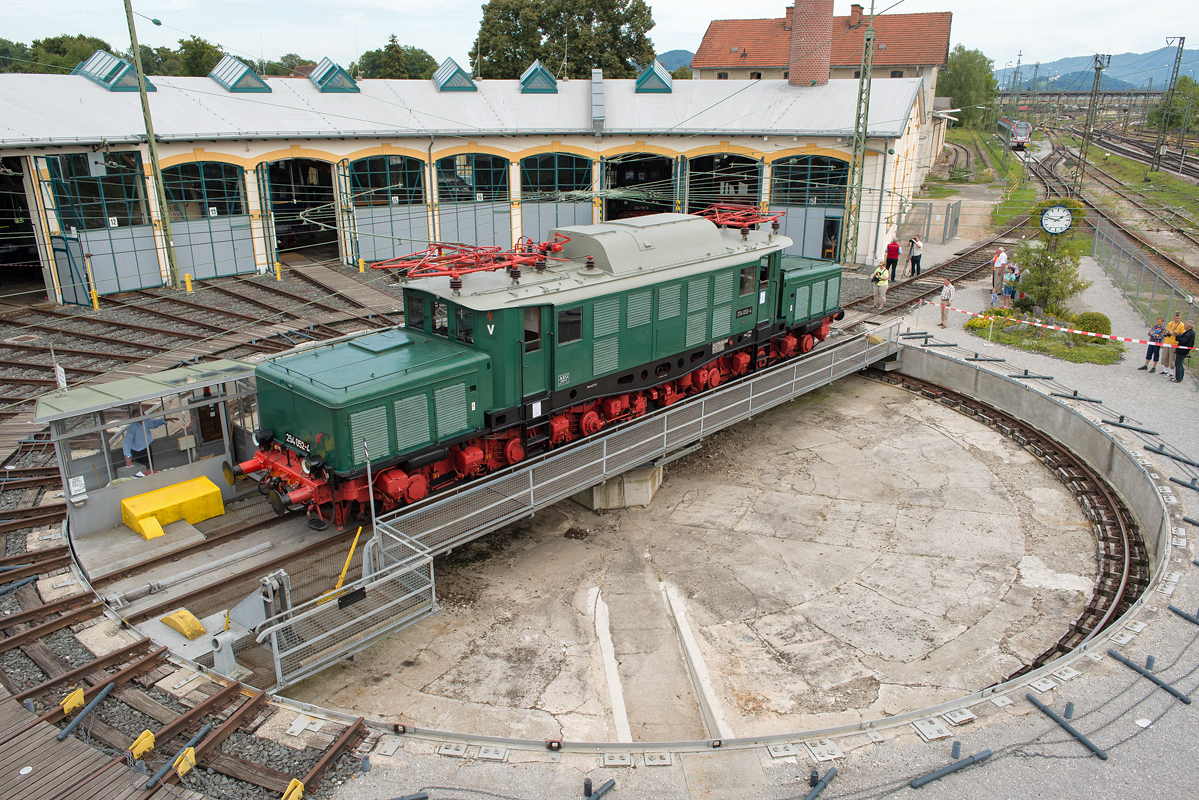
[594,338,620,374]
[713,272,734,306]
[658,284,681,320]
[811,280,826,314]
[594,298,621,337]
[687,276,710,314]
[394,394,431,452]
[712,305,732,339]
[350,406,390,465]
[686,312,707,347]
[435,383,469,438]
[826,275,841,311]
[795,285,811,319]
[627,291,652,327]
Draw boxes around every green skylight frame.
[72,51,156,93]
[635,61,673,94]
[309,57,359,93]
[519,60,557,94]
[209,55,271,93]
[432,58,477,92]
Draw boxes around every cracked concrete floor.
[284,375,1097,743]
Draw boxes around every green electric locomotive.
[226,209,843,528]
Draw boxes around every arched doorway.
[435,154,510,247]
[349,155,428,262]
[769,155,848,260]
[519,153,592,240]
[161,161,256,278]
[0,156,44,305]
[686,154,760,214]
[263,158,339,264]
[602,153,674,220]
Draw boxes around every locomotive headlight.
[301,457,312,475]
[252,428,274,447]
[300,454,325,476]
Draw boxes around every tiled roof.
[692,11,952,70]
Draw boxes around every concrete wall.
[897,347,1169,568]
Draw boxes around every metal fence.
[1092,217,1199,326]
[899,201,932,242]
[942,199,962,243]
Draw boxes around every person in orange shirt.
[1162,312,1184,377]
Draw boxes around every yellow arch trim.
[247,146,340,167]
[159,150,251,170]
[431,143,517,162]
[343,144,432,164]
[599,143,680,159]
[680,143,765,160]
[765,147,852,164]
[513,143,601,162]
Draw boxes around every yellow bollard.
[274,261,282,281]
[358,257,365,273]
[84,253,99,311]
[184,273,193,293]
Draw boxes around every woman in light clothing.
[871,264,889,309]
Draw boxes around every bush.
[1075,312,1112,336]
[1013,296,1036,313]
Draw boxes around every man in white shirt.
[938,277,955,328]
[991,248,1007,294]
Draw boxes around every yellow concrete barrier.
[121,476,225,540]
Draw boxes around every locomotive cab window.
[759,256,771,284]
[433,302,449,336]
[455,307,474,344]
[739,266,755,297]
[558,307,582,344]
[406,296,426,331]
[524,308,542,352]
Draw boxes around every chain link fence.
[1092,216,1199,326]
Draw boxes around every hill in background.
[655,50,693,71]
[996,46,1199,91]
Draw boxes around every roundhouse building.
[1,45,934,306]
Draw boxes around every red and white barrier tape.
[921,301,1177,347]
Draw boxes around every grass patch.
[1087,148,1199,231]
[964,309,1127,365]
[919,182,961,199]
[971,131,1038,226]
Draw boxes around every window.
[435,154,509,202]
[891,70,904,78]
[739,266,756,297]
[433,301,449,336]
[783,71,789,79]
[524,307,542,352]
[557,307,582,344]
[717,72,729,80]
[770,155,850,206]
[759,256,771,284]
[349,155,425,208]
[750,72,762,80]
[48,152,147,231]
[854,71,861,79]
[406,295,425,331]
[162,162,246,222]
[520,153,592,195]
[455,307,474,344]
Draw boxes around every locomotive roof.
[404,214,795,311]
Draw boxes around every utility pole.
[841,1,875,269]
[1029,63,1040,122]
[1150,36,1185,173]
[1008,51,1022,117]
[1075,54,1110,197]
[123,0,179,288]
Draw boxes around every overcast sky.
[6,0,1197,76]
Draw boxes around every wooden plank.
[113,687,178,726]
[201,750,294,793]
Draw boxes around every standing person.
[938,277,954,328]
[909,235,923,276]
[870,263,889,309]
[1002,266,1017,309]
[1173,321,1194,383]
[991,247,1007,296]
[885,238,901,282]
[1163,312,1184,377]
[123,405,177,468]
[1139,317,1166,371]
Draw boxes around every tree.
[402,46,438,80]
[1017,198,1091,313]
[1149,74,1198,133]
[279,53,315,73]
[670,65,691,80]
[178,36,223,77]
[0,38,31,72]
[937,45,996,128]
[27,35,114,73]
[470,0,655,80]
[128,44,183,76]
[378,34,408,79]
[353,40,436,79]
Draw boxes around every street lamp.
[123,1,179,289]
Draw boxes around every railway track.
[867,369,1149,676]
[1077,126,1199,181]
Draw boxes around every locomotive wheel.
[406,473,429,503]
[800,333,816,354]
[580,410,603,436]
[707,367,721,389]
[504,438,525,465]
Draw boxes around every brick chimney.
[849,4,863,26]
[784,6,793,31]
[788,0,833,87]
